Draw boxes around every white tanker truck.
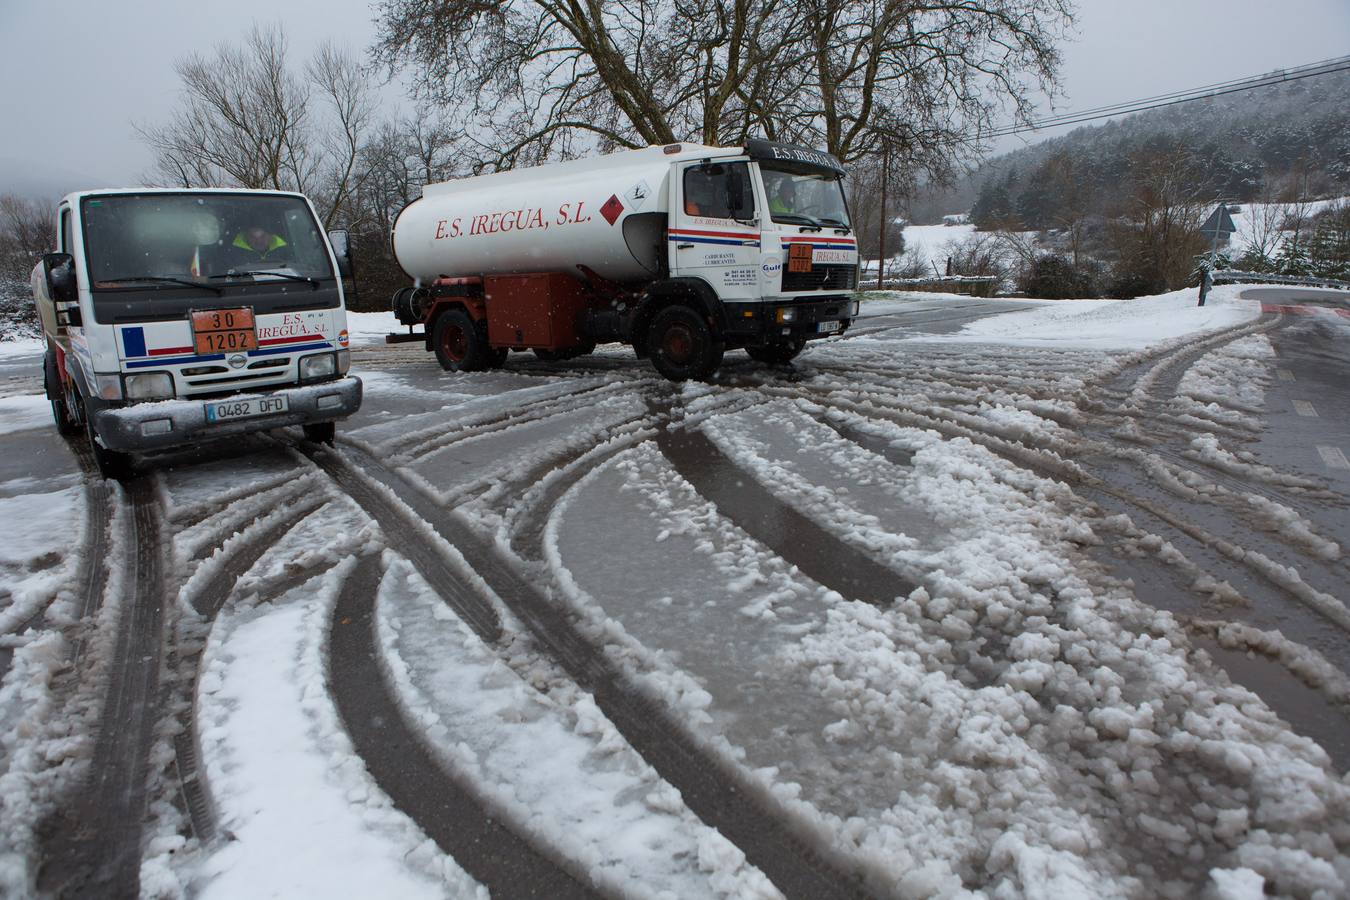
[388,140,860,380]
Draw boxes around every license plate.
[817,320,843,334]
[204,395,289,423]
[192,308,257,354]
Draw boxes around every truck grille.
[781,264,857,292]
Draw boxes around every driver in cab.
[225,224,289,266]
[769,176,797,215]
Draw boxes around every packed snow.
[1,283,1347,899]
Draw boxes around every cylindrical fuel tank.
[393,144,727,285]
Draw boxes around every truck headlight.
[776,307,797,324]
[123,371,174,400]
[299,352,337,382]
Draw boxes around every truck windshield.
[761,167,851,229]
[81,193,334,287]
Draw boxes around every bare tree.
[1109,146,1208,293]
[307,42,378,227]
[0,194,52,283]
[373,0,1074,178]
[783,0,1072,169]
[1237,188,1290,268]
[138,25,374,227]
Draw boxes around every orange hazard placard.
[192,308,258,354]
[788,243,814,274]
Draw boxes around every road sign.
[1200,205,1237,241]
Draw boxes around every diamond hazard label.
[600,194,624,226]
[625,180,651,211]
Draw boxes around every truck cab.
[664,140,859,365]
[34,189,363,477]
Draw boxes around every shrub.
[1017,254,1099,299]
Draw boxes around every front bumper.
[723,297,856,345]
[92,376,363,452]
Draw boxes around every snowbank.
[921,284,1259,350]
[0,396,51,436]
[347,310,399,346]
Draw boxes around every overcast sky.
[1,0,1347,198]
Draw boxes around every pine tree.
[1275,232,1312,277]
[1306,211,1350,279]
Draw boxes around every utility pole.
[876,144,888,290]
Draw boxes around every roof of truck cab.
[60,187,310,206]
[421,144,747,197]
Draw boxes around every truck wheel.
[303,422,336,445]
[746,339,806,365]
[43,350,78,436]
[648,305,724,382]
[82,401,131,480]
[432,309,493,372]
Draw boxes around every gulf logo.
[338,329,350,348]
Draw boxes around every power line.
[985,54,1350,139]
[1006,53,1350,128]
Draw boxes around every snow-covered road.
[2,286,1349,899]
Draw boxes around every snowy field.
[1,285,1348,899]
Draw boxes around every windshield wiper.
[98,276,223,295]
[817,217,851,232]
[209,271,321,289]
[771,213,819,226]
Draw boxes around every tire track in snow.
[69,444,113,643]
[656,421,917,606]
[1095,313,1284,399]
[308,441,868,900]
[328,553,598,898]
[388,380,627,461]
[37,477,163,899]
[0,440,110,684]
[167,491,333,845]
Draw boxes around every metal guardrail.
[1212,269,1350,291]
[860,275,1001,297]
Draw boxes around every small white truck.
[388,140,860,380]
[33,188,363,477]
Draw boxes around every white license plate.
[817,320,843,334]
[204,395,289,423]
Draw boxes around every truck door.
[669,161,761,301]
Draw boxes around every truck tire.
[44,350,78,436]
[648,305,724,382]
[746,339,806,365]
[81,398,131,480]
[432,309,494,372]
[303,422,336,445]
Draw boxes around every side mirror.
[43,253,77,304]
[727,169,745,212]
[327,230,354,278]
